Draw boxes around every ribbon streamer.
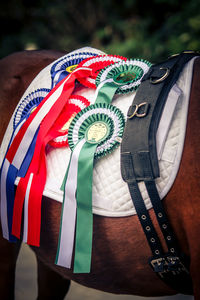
[74,140,97,273]
[12,68,93,246]
[0,89,49,241]
[56,138,88,269]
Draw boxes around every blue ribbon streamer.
[6,165,18,242]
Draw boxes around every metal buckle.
[150,257,166,278]
[150,255,189,278]
[167,256,189,275]
[127,102,149,119]
[150,67,170,84]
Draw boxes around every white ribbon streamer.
[22,173,34,243]
[0,158,10,239]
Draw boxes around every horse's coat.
[0,49,200,300]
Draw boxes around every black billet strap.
[121,153,164,257]
[121,153,193,293]
[145,180,180,254]
[145,181,193,293]
[124,172,193,294]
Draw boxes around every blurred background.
[1,0,200,62]
[2,1,199,299]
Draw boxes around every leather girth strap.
[121,51,200,294]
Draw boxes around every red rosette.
[77,55,127,88]
[49,95,90,148]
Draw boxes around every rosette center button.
[114,71,136,84]
[86,121,109,144]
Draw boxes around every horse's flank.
[0,50,200,299]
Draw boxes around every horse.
[0,49,200,300]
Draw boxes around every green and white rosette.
[94,59,152,105]
[56,103,125,273]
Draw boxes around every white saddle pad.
[0,48,196,217]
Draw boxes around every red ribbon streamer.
[11,68,93,245]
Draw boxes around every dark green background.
[1,0,200,62]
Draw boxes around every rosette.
[49,95,90,148]
[13,88,50,130]
[50,52,98,88]
[94,59,152,105]
[56,103,125,273]
[77,54,127,89]
[68,103,124,158]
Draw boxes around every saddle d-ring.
[127,102,149,119]
[150,67,170,84]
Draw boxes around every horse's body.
[0,50,200,300]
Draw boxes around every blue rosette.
[13,88,50,130]
[50,52,98,88]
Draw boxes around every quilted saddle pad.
[0,47,196,217]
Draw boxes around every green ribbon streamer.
[73,141,97,273]
[95,81,119,105]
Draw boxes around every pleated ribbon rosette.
[50,51,99,88]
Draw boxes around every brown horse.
[0,50,200,300]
